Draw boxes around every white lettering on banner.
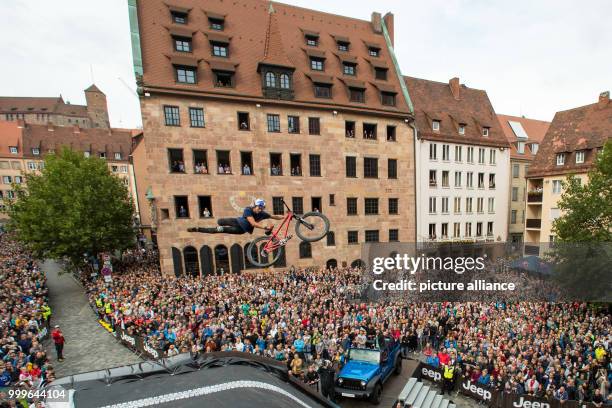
[143,342,159,359]
[121,332,136,347]
[462,380,491,400]
[513,397,550,408]
[421,367,441,382]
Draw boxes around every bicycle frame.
[261,199,315,253]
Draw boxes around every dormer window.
[458,124,466,135]
[209,17,224,31]
[174,36,191,53]
[381,92,396,106]
[531,143,539,154]
[517,141,525,154]
[171,11,187,25]
[99,152,107,159]
[9,146,18,154]
[175,66,197,84]
[310,57,324,71]
[337,41,349,52]
[343,62,356,76]
[261,69,294,100]
[368,47,380,57]
[575,150,585,164]
[305,35,318,47]
[349,88,365,103]
[432,120,440,131]
[556,153,565,166]
[314,84,331,99]
[483,127,490,137]
[375,67,388,81]
[32,148,40,156]
[212,42,228,57]
[214,71,233,88]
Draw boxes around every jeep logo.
[512,397,550,408]
[121,332,135,347]
[462,380,491,401]
[421,367,441,382]
[143,342,159,359]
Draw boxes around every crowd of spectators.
[85,263,611,404]
[0,232,54,406]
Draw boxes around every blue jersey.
[237,207,271,233]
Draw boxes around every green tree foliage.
[5,148,135,266]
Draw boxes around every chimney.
[598,91,610,108]
[449,77,461,100]
[383,12,394,46]
[371,12,382,34]
[73,125,81,134]
[16,119,26,129]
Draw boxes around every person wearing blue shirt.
[188,199,283,235]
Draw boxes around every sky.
[1,0,610,129]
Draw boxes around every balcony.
[526,218,542,229]
[527,191,543,203]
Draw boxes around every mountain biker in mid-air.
[187,199,284,235]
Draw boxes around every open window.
[198,196,213,218]
[387,125,396,141]
[240,152,253,175]
[237,112,250,130]
[174,196,189,218]
[345,121,356,138]
[168,148,185,173]
[270,153,283,176]
[311,197,322,212]
[214,71,233,88]
[363,123,377,140]
[290,154,302,176]
[193,149,208,174]
[216,150,231,174]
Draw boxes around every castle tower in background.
[84,84,110,128]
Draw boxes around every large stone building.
[525,91,611,249]
[129,0,416,276]
[497,114,550,244]
[406,76,511,243]
[0,120,138,219]
[0,84,110,129]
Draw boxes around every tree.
[5,148,135,268]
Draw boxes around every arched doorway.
[351,259,365,269]
[214,244,230,275]
[326,259,338,270]
[200,245,213,276]
[230,244,244,274]
[183,246,199,277]
[171,247,183,277]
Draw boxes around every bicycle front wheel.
[295,212,330,242]
[246,235,284,267]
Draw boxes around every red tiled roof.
[527,93,612,178]
[404,76,509,148]
[136,0,411,116]
[497,114,550,160]
[0,120,23,158]
[0,96,88,117]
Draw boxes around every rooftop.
[497,114,550,160]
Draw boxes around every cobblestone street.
[42,260,141,378]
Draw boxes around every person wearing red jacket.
[51,325,65,361]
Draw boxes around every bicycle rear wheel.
[246,235,284,267]
[294,212,330,242]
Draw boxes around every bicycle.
[246,199,330,267]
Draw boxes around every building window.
[575,150,585,163]
[238,112,250,130]
[552,180,562,194]
[441,223,449,238]
[292,197,304,215]
[483,127,490,137]
[8,146,17,154]
[240,152,252,175]
[489,149,496,164]
[432,120,440,131]
[343,63,356,76]
[189,107,205,128]
[270,153,283,176]
[477,197,484,213]
[326,231,336,246]
[388,198,398,215]
[364,198,378,215]
[84,151,91,158]
[531,143,539,154]
[193,150,209,174]
[454,171,462,187]
[465,222,472,237]
[512,164,519,178]
[309,154,321,176]
[2,176,12,184]
[453,223,460,238]
[386,126,396,141]
[267,114,280,132]
[478,148,486,164]
[174,196,190,218]
[458,124,465,135]
[511,210,517,224]
[466,172,473,188]
[164,105,180,126]
[314,84,332,98]
[389,229,399,242]
[348,230,358,244]
[346,156,357,178]
[466,197,473,213]
[349,88,365,103]
[345,121,356,138]
[512,187,518,201]
[381,92,396,106]
[174,37,191,52]
[442,171,449,188]
[375,67,388,80]
[368,47,380,57]
[429,143,437,160]
[467,147,474,163]
[476,222,483,237]
[487,222,494,237]
[442,144,450,161]
[477,173,485,189]
[337,41,349,51]
[209,17,224,31]
[175,66,196,84]
[27,162,37,170]
[299,242,312,259]
[364,157,378,178]
[171,11,187,24]
[429,197,436,214]
[363,123,377,140]
[99,151,107,159]
[488,197,495,213]
[214,71,233,87]
[388,159,397,179]
[279,74,290,89]
[329,194,335,206]
[556,153,565,166]
[265,72,277,88]
[212,43,228,57]
[216,150,231,174]
[310,58,324,71]
[455,146,462,162]
[290,154,302,176]
[441,197,449,213]
[168,148,185,173]
[429,170,437,187]
[198,196,213,218]
[454,197,461,213]
[311,197,322,213]
[365,230,379,243]
[272,197,284,215]
[308,117,320,135]
[428,223,437,240]
[305,35,318,47]
[346,197,358,215]
[517,141,525,154]
[489,174,496,189]
[114,152,122,160]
